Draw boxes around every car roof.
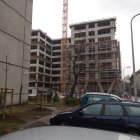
[85,101,140,106]
[83,92,121,99]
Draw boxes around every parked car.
[50,101,140,135]
[80,92,122,106]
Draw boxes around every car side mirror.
[78,111,84,116]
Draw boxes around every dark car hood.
[57,111,73,115]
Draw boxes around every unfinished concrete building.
[67,17,121,94]
[30,17,121,95]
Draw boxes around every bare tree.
[66,44,92,96]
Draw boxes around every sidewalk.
[17,105,77,130]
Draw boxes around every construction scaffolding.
[66,40,121,94]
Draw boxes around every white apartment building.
[0,0,33,104]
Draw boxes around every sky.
[32,0,140,77]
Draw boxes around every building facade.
[0,0,33,104]
[68,17,121,94]
[29,17,121,95]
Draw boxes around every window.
[89,23,95,28]
[30,52,37,56]
[46,50,51,55]
[52,52,61,56]
[52,46,61,50]
[74,39,86,44]
[52,70,60,74]
[88,31,95,36]
[30,59,37,64]
[40,46,45,52]
[40,39,45,45]
[52,58,61,62]
[98,29,111,35]
[74,32,86,38]
[74,25,86,30]
[104,105,123,116]
[52,40,61,44]
[38,67,44,73]
[98,21,110,27]
[30,66,36,72]
[32,31,38,36]
[46,36,52,44]
[52,64,60,68]
[40,32,45,39]
[82,104,102,115]
[31,38,37,42]
[45,69,50,74]
[31,45,37,49]
[39,60,44,65]
[39,52,44,58]
[125,106,140,117]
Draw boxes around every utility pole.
[3,55,8,119]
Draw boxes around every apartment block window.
[74,25,86,30]
[30,66,36,72]
[31,45,37,50]
[40,39,45,45]
[29,74,36,80]
[39,67,44,73]
[45,69,50,74]
[30,59,37,64]
[52,58,61,62]
[45,76,50,82]
[29,82,35,87]
[74,32,86,38]
[74,39,86,44]
[46,55,51,61]
[52,52,61,56]
[30,52,37,56]
[98,53,112,59]
[38,74,43,81]
[39,52,44,58]
[31,38,37,42]
[89,38,95,43]
[98,29,111,35]
[46,44,51,50]
[88,31,95,36]
[69,39,71,43]
[45,62,51,68]
[52,77,60,82]
[32,31,38,36]
[38,82,43,87]
[89,73,95,78]
[52,46,61,50]
[89,23,95,28]
[101,62,112,69]
[89,63,95,69]
[39,60,44,65]
[40,46,45,52]
[40,32,45,39]
[52,40,61,44]
[46,37,52,44]
[52,64,60,68]
[89,46,95,52]
[46,49,51,55]
[98,21,110,27]
[89,54,95,60]
[98,37,111,42]
[52,70,60,74]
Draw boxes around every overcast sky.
[32,0,140,77]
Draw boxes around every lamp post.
[130,13,140,101]
[123,67,131,93]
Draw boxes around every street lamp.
[130,13,140,102]
[123,66,131,92]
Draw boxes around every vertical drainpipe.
[19,0,27,104]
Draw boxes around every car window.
[104,105,123,116]
[82,104,102,115]
[87,95,107,103]
[125,106,140,117]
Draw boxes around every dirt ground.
[0,103,76,136]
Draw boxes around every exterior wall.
[0,0,33,104]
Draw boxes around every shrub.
[64,97,80,106]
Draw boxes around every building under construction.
[66,17,121,94]
[29,17,121,95]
